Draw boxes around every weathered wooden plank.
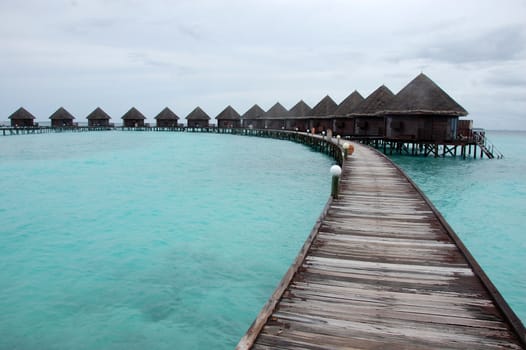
[260,318,522,350]
[316,232,453,247]
[276,299,509,330]
[287,282,500,314]
[299,270,491,295]
[269,310,516,347]
[304,256,474,275]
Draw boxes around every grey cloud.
[177,24,202,41]
[65,17,117,36]
[485,73,526,88]
[127,51,197,78]
[415,25,526,64]
[476,59,526,90]
[128,52,172,68]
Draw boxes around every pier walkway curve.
[237,141,525,349]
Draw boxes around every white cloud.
[1,0,525,129]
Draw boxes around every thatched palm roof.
[334,91,364,116]
[9,107,36,120]
[264,102,288,119]
[310,95,338,116]
[216,105,241,120]
[155,107,179,120]
[384,73,468,116]
[122,107,146,120]
[49,107,75,120]
[241,104,265,120]
[288,100,312,118]
[87,107,111,120]
[185,106,210,120]
[351,85,394,116]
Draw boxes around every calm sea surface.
[1,131,524,349]
[390,131,526,324]
[0,132,333,350]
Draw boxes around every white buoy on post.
[343,142,350,160]
[336,135,341,145]
[330,165,342,199]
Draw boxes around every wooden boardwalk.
[237,142,524,349]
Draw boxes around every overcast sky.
[1,0,525,129]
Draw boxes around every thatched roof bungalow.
[333,91,364,136]
[285,100,312,131]
[86,107,112,127]
[216,105,241,128]
[351,85,394,136]
[49,107,75,127]
[262,102,288,129]
[121,107,146,127]
[8,107,36,127]
[383,73,468,142]
[241,104,265,129]
[186,106,210,127]
[155,107,180,128]
[307,95,338,133]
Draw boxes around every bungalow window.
[391,121,404,130]
[357,120,368,129]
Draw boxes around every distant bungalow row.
[7,74,474,143]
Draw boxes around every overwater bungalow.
[262,102,288,129]
[86,107,112,127]
[186,107,210,127]
[351,85,394,137]
[216,105,241,128]
[307,95,338,134]
[382,73,468,142]
[8,107,36,127]
[332,90,364,136]
[285,100,312,131]
[154,107,180,128]
[49,107,75,127]
[241,104,265,129]
[122,107,146,127]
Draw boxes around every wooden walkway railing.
[0,125,502,159]
[236,142,525,349]
[0,126,113,136]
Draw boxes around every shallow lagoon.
[0,132,333,349]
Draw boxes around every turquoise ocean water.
[1,131,524,349]
[390,131,526,324]
[0,132,333,349]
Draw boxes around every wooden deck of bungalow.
[355,136,504,159]
[237,142,524,349]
